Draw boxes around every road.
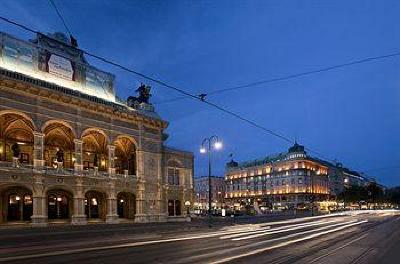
[0,210,399,264]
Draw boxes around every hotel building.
[225,143,330,210]
[0,31,193,225]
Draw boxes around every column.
[108,145,116,176]
[71,177,87,225]
[135,150,147,222]
[31,175,47,226]
[106,184,119,224]
[33,132,45,170]
[74,139,83,174]
[155,153,164,222]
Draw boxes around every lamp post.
[343,178,349,210]
[185,200,191,216]
[200,136,222,219]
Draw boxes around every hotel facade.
[0,31,194,225]
[224,143,330,211]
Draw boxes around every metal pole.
[208,140,212,228]
[311,172,314,216]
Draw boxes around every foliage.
[337,182,386,203]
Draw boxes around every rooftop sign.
[0,32,116,102]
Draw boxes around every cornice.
[0,68,168,130]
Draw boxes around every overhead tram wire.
[154,51,400,105]
[49,0,73,36]
[0,15,335,163]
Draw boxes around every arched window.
[43,122,75,169]
[0,112,34,163]
[114,136,137,175]
[82,129,108,171]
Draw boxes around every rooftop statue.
[127,84,152,107]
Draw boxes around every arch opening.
[114,136,137,175]
[82,130,108,171]
[85,191,106,220]
[43,122,75,169]
[0,113,35,164]
[1,186,33,222]
[47,189,73,220]
[117,192,135,219]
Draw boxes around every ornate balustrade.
[0,161,136,181]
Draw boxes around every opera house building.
[0,31,194,226]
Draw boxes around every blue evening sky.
[1,1,399,186]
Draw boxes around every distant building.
[194,176,225,213]
[342,168,370,188]
[224,143,330,211]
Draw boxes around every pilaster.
[74,139,83,174]
[33,132,45,171]
[31,175,47,226]
[71,177,87,225]
[108,145,116,175]
[105,185,119,224]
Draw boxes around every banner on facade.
[47,54,74,80]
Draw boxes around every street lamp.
[185,200,191,216]
[200,136,222,218]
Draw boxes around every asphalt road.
[0,210,399,264]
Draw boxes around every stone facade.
[0,31,193,225]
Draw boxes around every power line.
[154,51,400,105]
[49,0,73,36]
[0,15,334,162]
[364,166,400,173]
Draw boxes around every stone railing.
[0,161,136,181]
[0,161,33,170]
[82,169,110,178]
[115,172,137,181]
[44,166,74,176]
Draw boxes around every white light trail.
[230,219,342,241]
[220,219,340,240]
[211,220,368,264]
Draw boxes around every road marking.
[211,220,368,264]
[308,234,367,263]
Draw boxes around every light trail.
[220,218,340,240]
[230,219,342,241]
[179,219,364,263]
[211,220,368,264]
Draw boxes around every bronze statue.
[56,149,64,162]
[127,84,152,106]
[93,153,98,167]
[11,143,20,158]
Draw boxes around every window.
[168,200,181,216]
[168,168,180,185]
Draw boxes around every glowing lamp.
[214,141,222,150]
